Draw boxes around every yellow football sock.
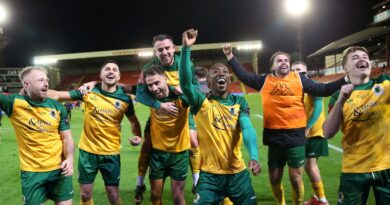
[190,147,200,174]
[223,197,233,205]
[80,198,94,205]
[312,181,326,200]
[271,183,285,205]
[292,182,304,205]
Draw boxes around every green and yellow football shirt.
[149,88,190,153]
[69,84,135,155]
[304,94,325,138]
[193,94,249,174]
[329,74,390,173]
[0,93,69,172]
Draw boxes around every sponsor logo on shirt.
[270,83,294,96]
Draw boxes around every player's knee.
[80,190,93,201]
[107,192,120,203]
[289,174,303,187]
[269,173,283,185]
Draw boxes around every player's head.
[19,66,49,101]
[143,65,169,99]
[207,63,231,95]
[342,46,371,80]
[195,66,208,82]
[291,61,308,74]
[270,51,290,76]
[100,60,121,87]
[153,34,176,67]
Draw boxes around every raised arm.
[179,29,203,108]
[223,44,266,90]
[301,73,348,96]
[323,84,354,138]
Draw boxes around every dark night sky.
[1,0,375,67]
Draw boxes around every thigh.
[47,170,74,203]
[268,146,287,168]
[227,170,257,205]
[286,146,305,168]
[99,154,121,186]
[194,172,225,205]
[338,172,371,205]
[78,149,99,184]
[21,171,48,205]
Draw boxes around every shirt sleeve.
[306,96,323,129]
[228,56,267,90]
[68,89,83,101]
[58,104,70,131]
[125,97,136,117]
[238,96,250,117]
[179,46,205,114]
[239,115,259,161]
[136,83,161,109]
[0,93,15,116]
[301,73,347,96]
[328,91,340,113]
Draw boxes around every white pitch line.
[328,144,343,153]
[253,114,263,119]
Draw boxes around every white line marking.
[328,144,343,153]
[253,114,263,119]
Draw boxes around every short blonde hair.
[341,46,369,67]
[19,66,48,82]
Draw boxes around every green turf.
[0,93,375,204]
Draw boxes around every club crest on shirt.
[229,107,237,116]
[50,110,56,118]
[89,94,97,101]
[373,85,384,96]
[115,101,121,109]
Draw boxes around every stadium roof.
[307,26,390,59]
[33,40,262,63]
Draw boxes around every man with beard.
[324,46,390,205]
[142,65,191,205]
[180,29,260,205]
[47,60,142,205]
[134,34,200,204]
[222,45,348,205]
[291,61,329,205]
[0,66,74,205]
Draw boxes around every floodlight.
[137,51,153,57]
[34,57,57,65]
[237,43,262,51]
[0,3,8,24]
[285,0,309,17]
